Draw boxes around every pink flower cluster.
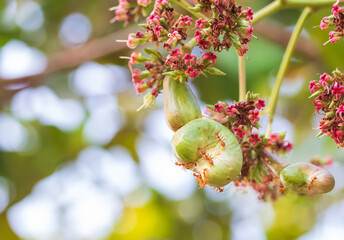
[129,51,164,96]
[120,0,254,108]
[206,93,293,200]
[267,133,293,153]
[164,49,217,80]
[319,0,344,45]
[309,69,344,147]
[125,0,178,50]
[206,94,292,152]
[129,48,219,100]
[192,2,254,55]
[164,15,193,50]
[127,3,195,52]
[211,96,265,137]
[111,0,153,23]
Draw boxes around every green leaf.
[144,48,161,60]
[206,67,226,76]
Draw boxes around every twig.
[0,25,139,87]
[265,7,312,137]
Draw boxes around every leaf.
[206,67,226,76]
[143,48,161,60]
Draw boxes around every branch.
[0,25,139,87]
[265,7,312,137]
[285,0,336,8]
[252,1,282,25]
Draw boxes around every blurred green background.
[0,0,344,239]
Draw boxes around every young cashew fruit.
[163,77,202,132]
[172,118,243,189]
[280,162,335,194]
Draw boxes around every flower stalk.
[238,56,246,102]
[265,7,312,137]
[170,0,203,19]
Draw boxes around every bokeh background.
[0,0,344,239]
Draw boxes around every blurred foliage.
[0,0,344,240]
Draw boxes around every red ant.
[215,132,226,147]
[308,176,318,190]
[201,151,214,165]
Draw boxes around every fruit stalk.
[163,76,202,132]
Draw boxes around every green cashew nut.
[172,118,243,190]
[280,162,335,194]
[163,77,202,132]
[264,151,335,194]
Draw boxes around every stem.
[252,1,282,25]
[252,0,335,25]
[171,0,203,19]
[265,7,312,137]
[263,150,290,175]
[285,0,336,8]
[238,55,246,101]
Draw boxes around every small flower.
[147,14,160,26]
[127,33,139,49]
[163,43,172,51]
[336,105,344,120]
[249,133,262,147]
[248,110,259,125]
[201,52,217,65]
[143,92,156,107]
[329,31,342,43]
[167,31,182,44]
[115,7,127,21]
[226,105,239,117]
[134,82,148,93]
[268,133,280,145]
[242,7,254,21]
[153,25,164,37]
[244,23,253,38]
[195,18,208,28]
[255,99,265,110]
[170,48,182,56]
[232,125,246,139]
[194,30,210,50]
[214,102,226,112]
[178,15,193,27]
[283,142,293,152]
[309,80,319,93]
[182,54,196,65]
[129,51,143,64]
[331,129,343,143]
[320,73,331,86]
[313,99,323,113]
[332,82,344,98]
[132,69,143,83]
[320,17,331,30]
[234,43,248,56]
[185,66,198,78]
